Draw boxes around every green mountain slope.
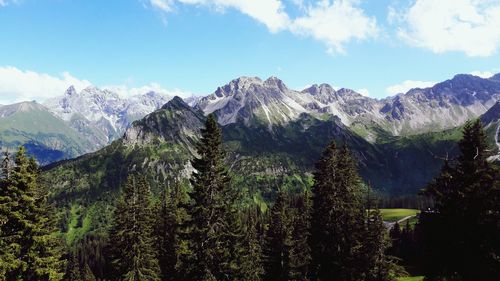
[0,101,96,164]
[40,97,479,243]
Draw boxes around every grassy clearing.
[398,276,424,281]
[380,209,419,222]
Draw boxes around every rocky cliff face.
[196,74,500,138]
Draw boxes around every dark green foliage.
[156,186,177,281]
[65,253,96,281]
[72,233,107,279]
[184,114,241,280]
[263,189,293,281]
[81,263,96,281]
[263,189,314,281]
[288,192,312,281]
[0,146,65,280]
[310,142,393,281]
[239,208,265,281]
[420,120,500,281]
[310,142,366,280]
[66,254,83,281]
[156,181,191,281]
[109,175,161,280]
[362,208,392,281]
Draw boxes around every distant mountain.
[196,76,378,130]
[196,74,500,141]
[2,72,499,168]
[379,74,499,135]
[44,86,172,147]
[0,101,95,164]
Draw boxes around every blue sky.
[0,0,499,103]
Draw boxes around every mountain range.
[196,74,499,141]
[1,73,499,187]
[2,73,499,165]
[0,72,484,243]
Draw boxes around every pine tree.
[421,120,500,281]
[81,263,96,281]
[239,208,264,281]
[288,191,312,281]
[0,146,65,280]
[388,222,402,257]
[66,254,83,281]
[264,189,292,281]
[156,181,190,281]
[226,200,246,279]
[185,114,237,280]
[157,185,177,281]
[310,142,369,281]
[109,175,161,281]
[362,207,391,281]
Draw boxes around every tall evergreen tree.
[239,208,264,281]
[310,142,367,281]
[0,146,65,280]
[362,207,391,281]
[109,175,160,281]
[185,114,238,280]
[264,189,292,281]
[289,191,312,281]
[421,120,500,281]
[156,185,178,281]
[156,181,191,281]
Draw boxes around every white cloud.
[396,0,500,57]
[469,70,494,78]
[0,66,92,104]
[150,0,175,12]
[104,83,192,98]
[0,66,193,104]
[356,88,370,96]
[149,0,378,53]
[290,0,379,54]
[151,0,290,32]
[386,80,436,95]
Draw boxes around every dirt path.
[384,215,416,229]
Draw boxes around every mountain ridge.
[194,73,500,140]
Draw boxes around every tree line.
[0,116,498,280]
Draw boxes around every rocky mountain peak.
[302,84,336,96]
[65,86,77,96]
[161,96,190,111]
[264,76,287,91]
[231,76,263,89]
